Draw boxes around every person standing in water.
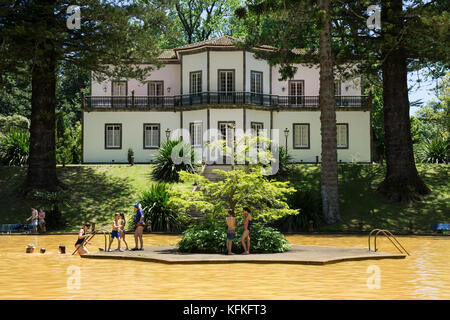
[241,207,252,254]
[26,208,39,233]
[225,209,236,255]
[108,213,122,252]
[132,202,145,251]
[119,213,129,250]
[74,222,91,255]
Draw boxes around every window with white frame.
[334,81,341,96]
[190,71,202,94]
[144,124,160,149]
[250,71,262,94]
[148,81,164,96]
[112,81,127,96]
[293,124,310,149]
[337,123,348,148]
[189,122,203,147]
[105,124,122,149]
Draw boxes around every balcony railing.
[84,92,369,109]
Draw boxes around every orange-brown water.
[0,234,448,299]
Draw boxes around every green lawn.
[0,164,193,232]
[0,163,448,233]
[287,163,449,233]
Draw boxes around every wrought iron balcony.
[84,92,369,109]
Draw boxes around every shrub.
[273,146,293,178]
[140,183,188,232]
[417,137,449,163]
[0,129,29,166]
[0,114,30,134]
[128,148,134,165]
[177,215,291,253]
[152,139,196,182]
[273,186,322,232]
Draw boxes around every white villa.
[83,35,372,164]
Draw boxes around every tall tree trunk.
[377,0,431,202]
[23,41,59,192]
[319,0,340,224]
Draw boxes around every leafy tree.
[171,0,242,44]
[236,0,340,223]
[171,168,298,222]
[332,1,449,202]
[0,0,173,192]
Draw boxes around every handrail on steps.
[368,229,410,256]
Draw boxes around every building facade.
[83,35,371,164]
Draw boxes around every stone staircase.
[200,165,233,182]
[188,165,233,218]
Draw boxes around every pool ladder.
[368,229,410,256]
[71,228,110,255]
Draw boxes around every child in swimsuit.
[241,207,252,254]
[226,209,236,255]
[38,208,46,233]
[119,213,129,250]
[108,213,123,252]
[75,222,91,255]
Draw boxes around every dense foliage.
[417,137,449,164]
[152,139,196,182]
[140,183,189,232]
[0,129,29,166]
[172,168,298,222]
[273,185,322,232]
[177,215,290,253]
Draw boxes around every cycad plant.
[140,183,186,232]
[417,137,449,163]
[152,139,196,182]
[0,129,29,166]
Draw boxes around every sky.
[408,70,440,116]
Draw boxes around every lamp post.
[284,128,289,150]
[165,128,171,141]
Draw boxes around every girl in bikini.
[241,207,252,254]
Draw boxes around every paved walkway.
[81,245,406,265]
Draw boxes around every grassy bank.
[0,164,192,232]
[0,163,448,233]
[287,163,449,234]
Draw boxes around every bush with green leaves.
[0,114,30,135]
[0,129,29,166]
[177,214,290,253]
[151,139,196,182]
[273,186,323,232]
[273,146,293,178]
[417,137,449,163]
[140,183,189,232]
[171,168,298,222]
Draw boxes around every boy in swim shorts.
[108,213,123,252]
[225,209,236,255]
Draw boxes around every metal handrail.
[85,93,369,109]
[71,228,110,255]
[368,229,410,255]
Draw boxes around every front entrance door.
[218,121,235,164]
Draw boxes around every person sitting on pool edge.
[241,207,252,255]
[131,202,145,251]
[108,213,123,252]
[74,222,91,255]
[225,209,236,255]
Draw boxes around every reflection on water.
[0,234,448,300]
